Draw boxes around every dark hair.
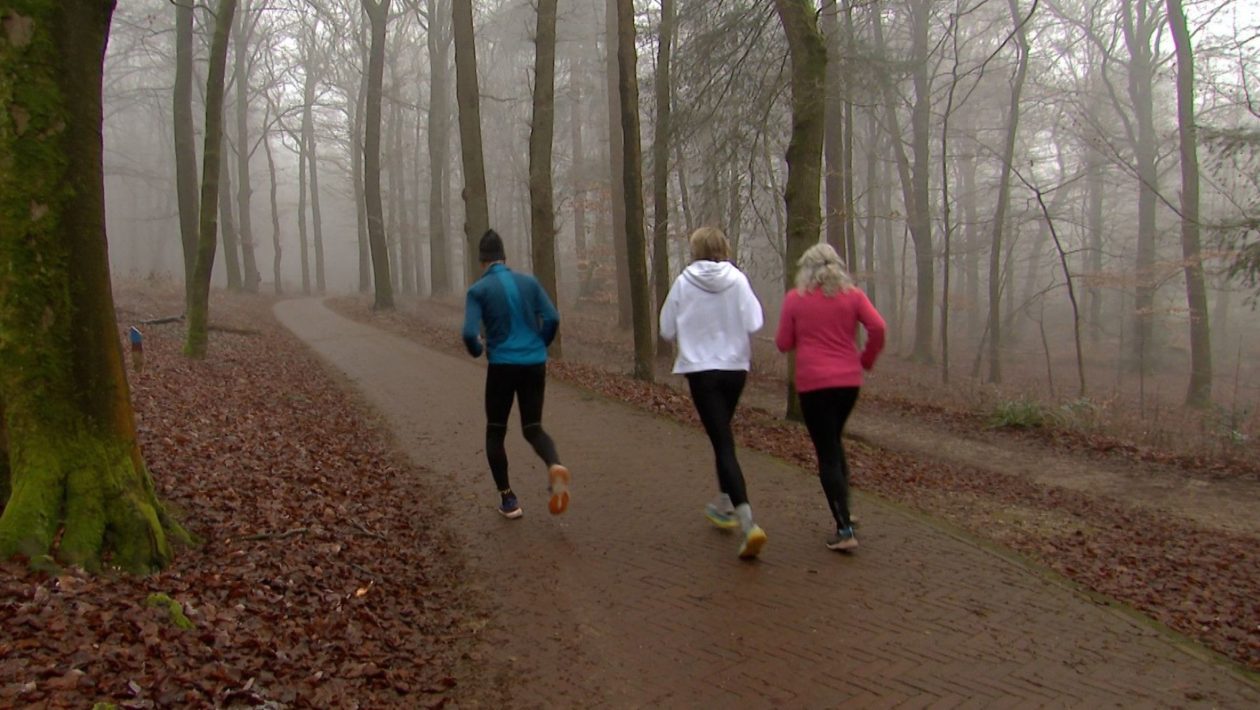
[478,229,506,263]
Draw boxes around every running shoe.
[826,526,858,551]
[738,525,767,559]
[498,494,523,519]
[547,464,571,515]
[704,501,739,529]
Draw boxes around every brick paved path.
[275,299,1258,708]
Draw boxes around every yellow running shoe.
[738,525,767,559]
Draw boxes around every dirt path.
[276,298,1258,707]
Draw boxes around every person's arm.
[533,280,560,346]
[658,277,681,342]
[739,273,765,334]
[856,290,886,370]
[462,290,484,358]
[774,292,796,352]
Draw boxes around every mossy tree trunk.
[185,0,239,358]
[0,0,178,573]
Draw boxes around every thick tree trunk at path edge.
[173,1,199,302]
[652,0,675,357]
[186,0,239,359]
[0,1,180,572]
[773,0,827,419]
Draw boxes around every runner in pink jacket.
[775,243,885,551]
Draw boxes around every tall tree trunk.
[308,104,326,295]
[186,0,239,359]
[452,0,490,284]
[570,65,588,263]
[392,89,415,296]
[263,131,283,294]
[530,0,562,354]
[353,34,371,293]
[1122,0,1159,371]
[774,0,827,419]
[1165,0,1212,406]
[1084,130,1105,342]
[652,0,675,355]
[218,146,242,291]
[233,0,260,293]
[362,0,395,309]
[0,0,180,572]
[985,0,1031,384]
[173,0,199,301]
[871,2,929,360]
[958,136,981,337]
[821,1,845,261]
[426,0,452,295]
[907,0,935,362]
[605,0,631,328]
[616,0,654,380]
[298,60,316,294]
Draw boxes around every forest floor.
[0,282,1257,707]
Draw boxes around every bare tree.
[774,0,827,417]
[187,0,239,358]
[362,0,395,309]
[453,0,490,283]
[173,0,199,300]
[1165,0,1212,406]
[616,0,655,380]
[652,0,676,356]
[530,0,562,353]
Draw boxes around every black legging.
[686,370,750,507]
[485,363,560,492]
[798,387,860,530]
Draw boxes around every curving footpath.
[275,298,1258,709]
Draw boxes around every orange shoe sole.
[548,464,571,515]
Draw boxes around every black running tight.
[798,386,860,530]
[485,363,560,491]
[686,370,750,507]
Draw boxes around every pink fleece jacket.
[775,287,886,392]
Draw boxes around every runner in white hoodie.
[659,227,767,559]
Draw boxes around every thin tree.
[985,0,1033,384]
[1165,0,1212,406]
[173,0,199,302]
[615,0,655,380]
[652,0,675,356]
[530,0,563,354]
[773,0,827,419]
[423,0,453,294]
[0,0,182,572]
[605,0,632,328]
[362,0,395,309]
[186,0,240,359]
[452,0,490,283]
[233,0,261,293]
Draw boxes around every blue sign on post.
[129,326,143,372]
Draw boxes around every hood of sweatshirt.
[682,260,740,293]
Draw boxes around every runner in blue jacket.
[462,229,570,518]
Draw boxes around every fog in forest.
[100,0,1260,417]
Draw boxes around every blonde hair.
[689,226,730,262]
[795,242,856,297]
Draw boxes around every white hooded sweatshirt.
[659,260,765,374]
